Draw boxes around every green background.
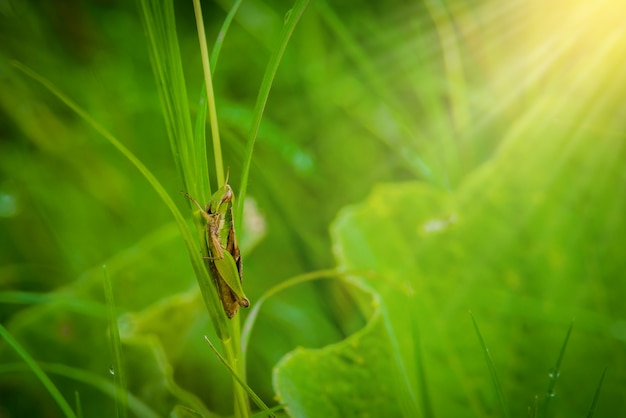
[1,0,625,417]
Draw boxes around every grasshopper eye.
[221,186,233,203]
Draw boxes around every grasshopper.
[184,180,249,318]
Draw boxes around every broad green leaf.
[330,118,626,416]
[273,282,406,417]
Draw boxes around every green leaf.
[273,281,405,417]
[330,120,626,415]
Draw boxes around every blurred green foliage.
[1,0,625,417]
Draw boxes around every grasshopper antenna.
[181,190,206,213]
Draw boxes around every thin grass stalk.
[470,311,510,418]
[237,0,310,231]
[193,0,225,187]
[74,391,83,418]
[0,325,77,418]
[586,367,607,418]
[102,265,128,418]
[191,2,250,415]
[210,0,244,70]
[411,312,434,418]
[204,336,274,416]
[539,322,574,417]
[137,0,200,196]
[0,362,161,418]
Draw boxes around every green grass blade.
[210,0,243,72]
[193,0,225,187]
[191,0,242,191]
[170,405,207,418]
[531,395,539,418]
[586,367,607,418]
[237,0,310,231]
[0,325,77,418]
[204,336,275,417]
[189,0,244,195]
[193,84,210,195]
[249,405,285,418]
[0,291,108,318]
[74,391,83,418]
[0,362,160,418]
[410,311,434,418]
[540,321,574,417]
[138,0,202,199]
[191,0,242,194]
[250,405,285,418]
[102,265,128,418]
[470,311,510,418]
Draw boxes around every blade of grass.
[249,405,285,418]
[137,0,205,200]
[102,265,128,418]
[170,405,206,418]
[193,0,242,177]
[11,61,229,342]
[0,291,108,318]
[0,325,77,418]
[237,0,310,231]
[586,367,607,418]
[470,311,510,418]
[193,0,225,187]
[190,5,250,410]
[540,321,574,417]
[194,85,209,186]
[410,310,434,418]
[204,336,275,417]
[74,391,83,418]
[191,0,243,194]
[210,0,244,72]
[531,395,539,418]
[0,362,160,418]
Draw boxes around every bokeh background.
[1,0,625,417]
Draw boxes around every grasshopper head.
[220,185,233,204]
[208,183,235,215]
